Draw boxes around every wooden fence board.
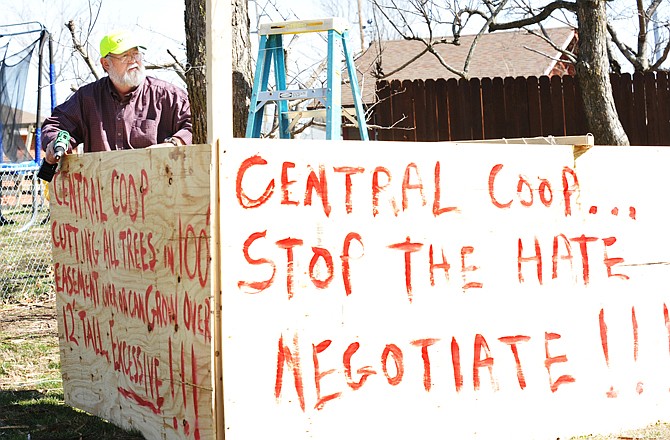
[573,77,588,136]
[645,72,660,145]
[503,77,516,138]
[458,78,473,140]
[413,80,428,142]
[481,77,496,140]
[563,75,578,136]
[488,77,505,139]
[423,79,438,142]
[632,72,648,145]
[375,81,394,141]
[469,78,483,141]
[526,76,542,137]
[550,75,566,136]
[514,76,530,137]
[538,76,553,137]
[657,72,670,143]
[392,80,415,141]
[435,79,450,141]
[446,78,462,140]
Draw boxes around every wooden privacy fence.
[345,72,670,145]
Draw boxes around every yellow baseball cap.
[100,30,146,57]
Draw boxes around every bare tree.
[231,0,253,138]
[184,0,207,143]
[367,0,631,145]
[488,0,629,145]
[368,0,509,80]
[607,0,670,71]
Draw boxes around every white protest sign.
[219,140,670,439]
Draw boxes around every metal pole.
[49,31,56,112]
[34,29,46,163]
[357,0,365,52]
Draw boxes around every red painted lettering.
[343,342,376,390]
[388,237,423,303]
[544,332,575,392]
[236,155,274,208]
[381,344,404,386]
[275,334,306,411]
[276,237,304,300]
[401,163,426,211]
[333,166,364,214]
[433,161,458,216]
[304,165,331,217]
[498,335,531,389]
[238,231,276,293]
[313,340,341,410]
[473,334,498,391]
[411,338,439,391]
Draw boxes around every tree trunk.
[575,0,630,146]
[184,0,207,144]
[231,0,253,138]
[184,0,253,141]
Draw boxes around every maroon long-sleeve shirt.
[41,75,192,152]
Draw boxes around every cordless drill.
[37,130,70,182]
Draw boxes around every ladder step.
[253,89,328,113]
[258,88,328,102]
[259,18,348,36]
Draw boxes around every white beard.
[108,64,146,90]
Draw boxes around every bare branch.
[167,49,187,83]
[65,20,100,80]
[461,0,509,74]
[375,45,431,79]
[607,23,645,70]
[525,27,577,64]
[488,1,577,31]
[651,24,670,70]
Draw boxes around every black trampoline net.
[0,37,38,164]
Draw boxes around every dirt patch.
[0,299,57,339]
[0,299,60,391]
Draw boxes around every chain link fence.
[0,166,54,303]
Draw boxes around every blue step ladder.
[246,17,369,140]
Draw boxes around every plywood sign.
[52,145,214,440]
[219,141,670,439]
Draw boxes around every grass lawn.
[0,301,144,440]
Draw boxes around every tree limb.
[525,26,578,64]
[65,20,100,80]
[488,1,577,31]
[607,23,645,70]
[651,24,670,70]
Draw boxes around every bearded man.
[41,29,192,163]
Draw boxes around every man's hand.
[147,142,175,149]
[44,139,68,164]
[148,137,184,149]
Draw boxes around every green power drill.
[37,130,70,182]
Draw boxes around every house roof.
[344,26,577,106]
